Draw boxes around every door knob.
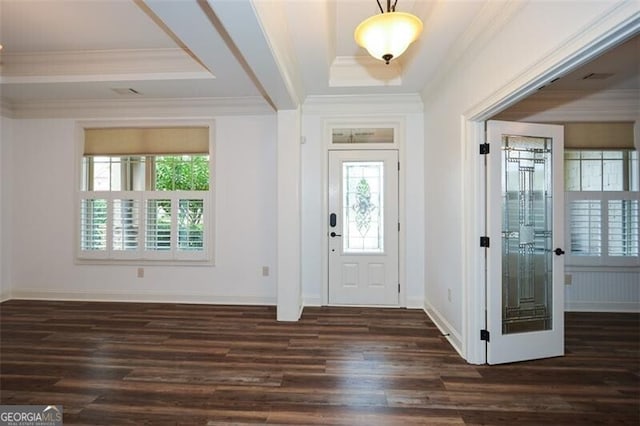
[554,248,565,256]
[330,232,342,237]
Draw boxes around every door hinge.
[398,222,400,232]
[398,283,401,293]
[480,329,490,342]
[480,143,490,155]
[398,162,400,171]
[480,236,490,248]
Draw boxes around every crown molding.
[6,97,274,119]
[303,93,424,114]
[0,48,209,78]
[494,89,640,122]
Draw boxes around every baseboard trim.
[424,302,464,359]
[566,301,640,313]
[302,297,423,309]
[8,289,276,306]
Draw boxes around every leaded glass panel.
[502,135,553,334]
[343,161,384,253]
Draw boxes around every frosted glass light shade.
[354,11,423,64]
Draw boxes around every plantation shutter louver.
[568,199,602,256]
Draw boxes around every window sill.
[565,264,639,273]
[75,258,214,267]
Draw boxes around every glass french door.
[486,121,565,364]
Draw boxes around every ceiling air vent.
[111,88,141,96]
[581,73,614,80]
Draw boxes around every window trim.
[75,120,216,266]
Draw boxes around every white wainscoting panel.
[565,270,640,312]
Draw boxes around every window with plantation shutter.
[568,199,601,256]
[113,198,140,252]
[146,198,171,252]
[80,198,107,252]
[565,149,639,267]
[78,125,213,263]
[608,200,639,257]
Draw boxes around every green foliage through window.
[155,156,210,191]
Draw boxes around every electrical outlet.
[262,266,269,277]
[137,267,144,278]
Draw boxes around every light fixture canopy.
[354,0,423,64]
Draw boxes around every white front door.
[328,150,399,305]
[486,120,565,364]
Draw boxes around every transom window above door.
[326,120,401,150]
[332,128,394,144]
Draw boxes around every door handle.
[330,232,342,237]
[329,213,337,227]
[554,248,565,256]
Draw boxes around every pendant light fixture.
[354,0,423,64]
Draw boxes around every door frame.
[461,17,639,364]
[321,117,406,307]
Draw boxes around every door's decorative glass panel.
[343,161,384,253]
[354,178,375,234]
[113,199,140,251]
[608,200,639,256]
[569,200,602,256]
[80,198,107,250]
[178,199,204,251]
[502,135,553,334]
[146,199,171,251]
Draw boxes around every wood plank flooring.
[0,300,638,425]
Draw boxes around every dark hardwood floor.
[0,300,638,425]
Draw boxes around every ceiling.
[494,34,639,122]
[540,34,639,91]
[0,0,638,114]
[0,0,491,111]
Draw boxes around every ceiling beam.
[205,0,300,110]
[138,0,276,108]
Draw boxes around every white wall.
[300,97,425,308]
[0,115,13,301]
[421,0,638,359]
[7,115,278,304]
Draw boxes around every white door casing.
[328,150,399,305]
[486,120,565,365]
